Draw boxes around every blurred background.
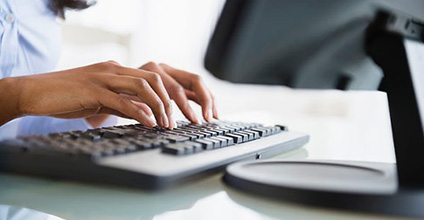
[56,0,395,164]
[57,0,225,77]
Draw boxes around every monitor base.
[224,160,424,217]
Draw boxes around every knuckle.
[164,100,173,110]
[171,84,185,94]
[99,61,119,71]
[134,78,149,88]
[191,74,202,84]
[149,72,162,84]
[153,99,164,110]
[107,60,120,65]
[144,61,157,69]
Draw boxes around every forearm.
[0,77,22,126]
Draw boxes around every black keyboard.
[2,121,286,159]
[0,120,308,189]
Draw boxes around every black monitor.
[205,0,424,217]
[206,0,424,89]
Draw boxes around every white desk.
[0,79,402,220]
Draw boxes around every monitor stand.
[224,11,424,218]
[224,160,424,217]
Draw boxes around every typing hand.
[86,61,219,128]
[3,61,174,128]
[140,62,218,124]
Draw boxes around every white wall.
[57,0,225,76]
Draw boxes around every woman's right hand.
[0,61,173,128]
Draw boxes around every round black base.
[224,160,424,218]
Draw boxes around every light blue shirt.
[0,0,116,140]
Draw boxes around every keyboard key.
[251,128,268,137]
[80,134,102,142]
[165,135,190,143]
[197,131,211,138]
[129,139,154,150]
[183,145,194,155]
[213,137,228,147]
[276,125,288,131]
[238,131,253,141]
[102,131,124,139]
[144,139,167,148]
[225,134,243,144]
[191,142,203,153]
[203,130,218,137]
[210,128,224,135]
[222,126,236,133]
[191,132,205,139]
[233,132,249,142]
[179,134,197,141]
[162,145,185,155]
[219,136,234,146]
[162,142,202,155]
[203,138,220,149]
[194,139,214,150]
[272,126,282,134]
[245,130,260,139]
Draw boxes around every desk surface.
[0,80,402,220]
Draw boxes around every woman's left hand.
[140,62,218,124]
[86,62,218,127]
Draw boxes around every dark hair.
[49,0,94,18]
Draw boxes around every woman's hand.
[140,62,218,124]
[0,61,218,128]
[1,61,174,128]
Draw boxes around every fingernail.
[209,108,213,121]
[147,117,157,127]
[191,112,200,124]
[169,115,177,129]
[161,115,169,128]
[205,109,212,122]
[214,108,219,119]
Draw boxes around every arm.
[0,61,170,127]
[0,77,22,126]
[0,61,217,129]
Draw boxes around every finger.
[104,75,168,127]
[184,90,199,103]
[141,62,199,125]
[112,64,171,127]
[170,85,200,124]
[169,114,176,129]
[98,90,156,127]
[139,62,178,123]
[131,101,153,117]
[119,93,143,103]
[184,89,217,119]
[118,94,153,116]
[101,103,153,118]
[160,64,214,122]
[208,89,219,119]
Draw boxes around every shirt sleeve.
[16,116,118,136]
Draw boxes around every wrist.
[0,77,24,125]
